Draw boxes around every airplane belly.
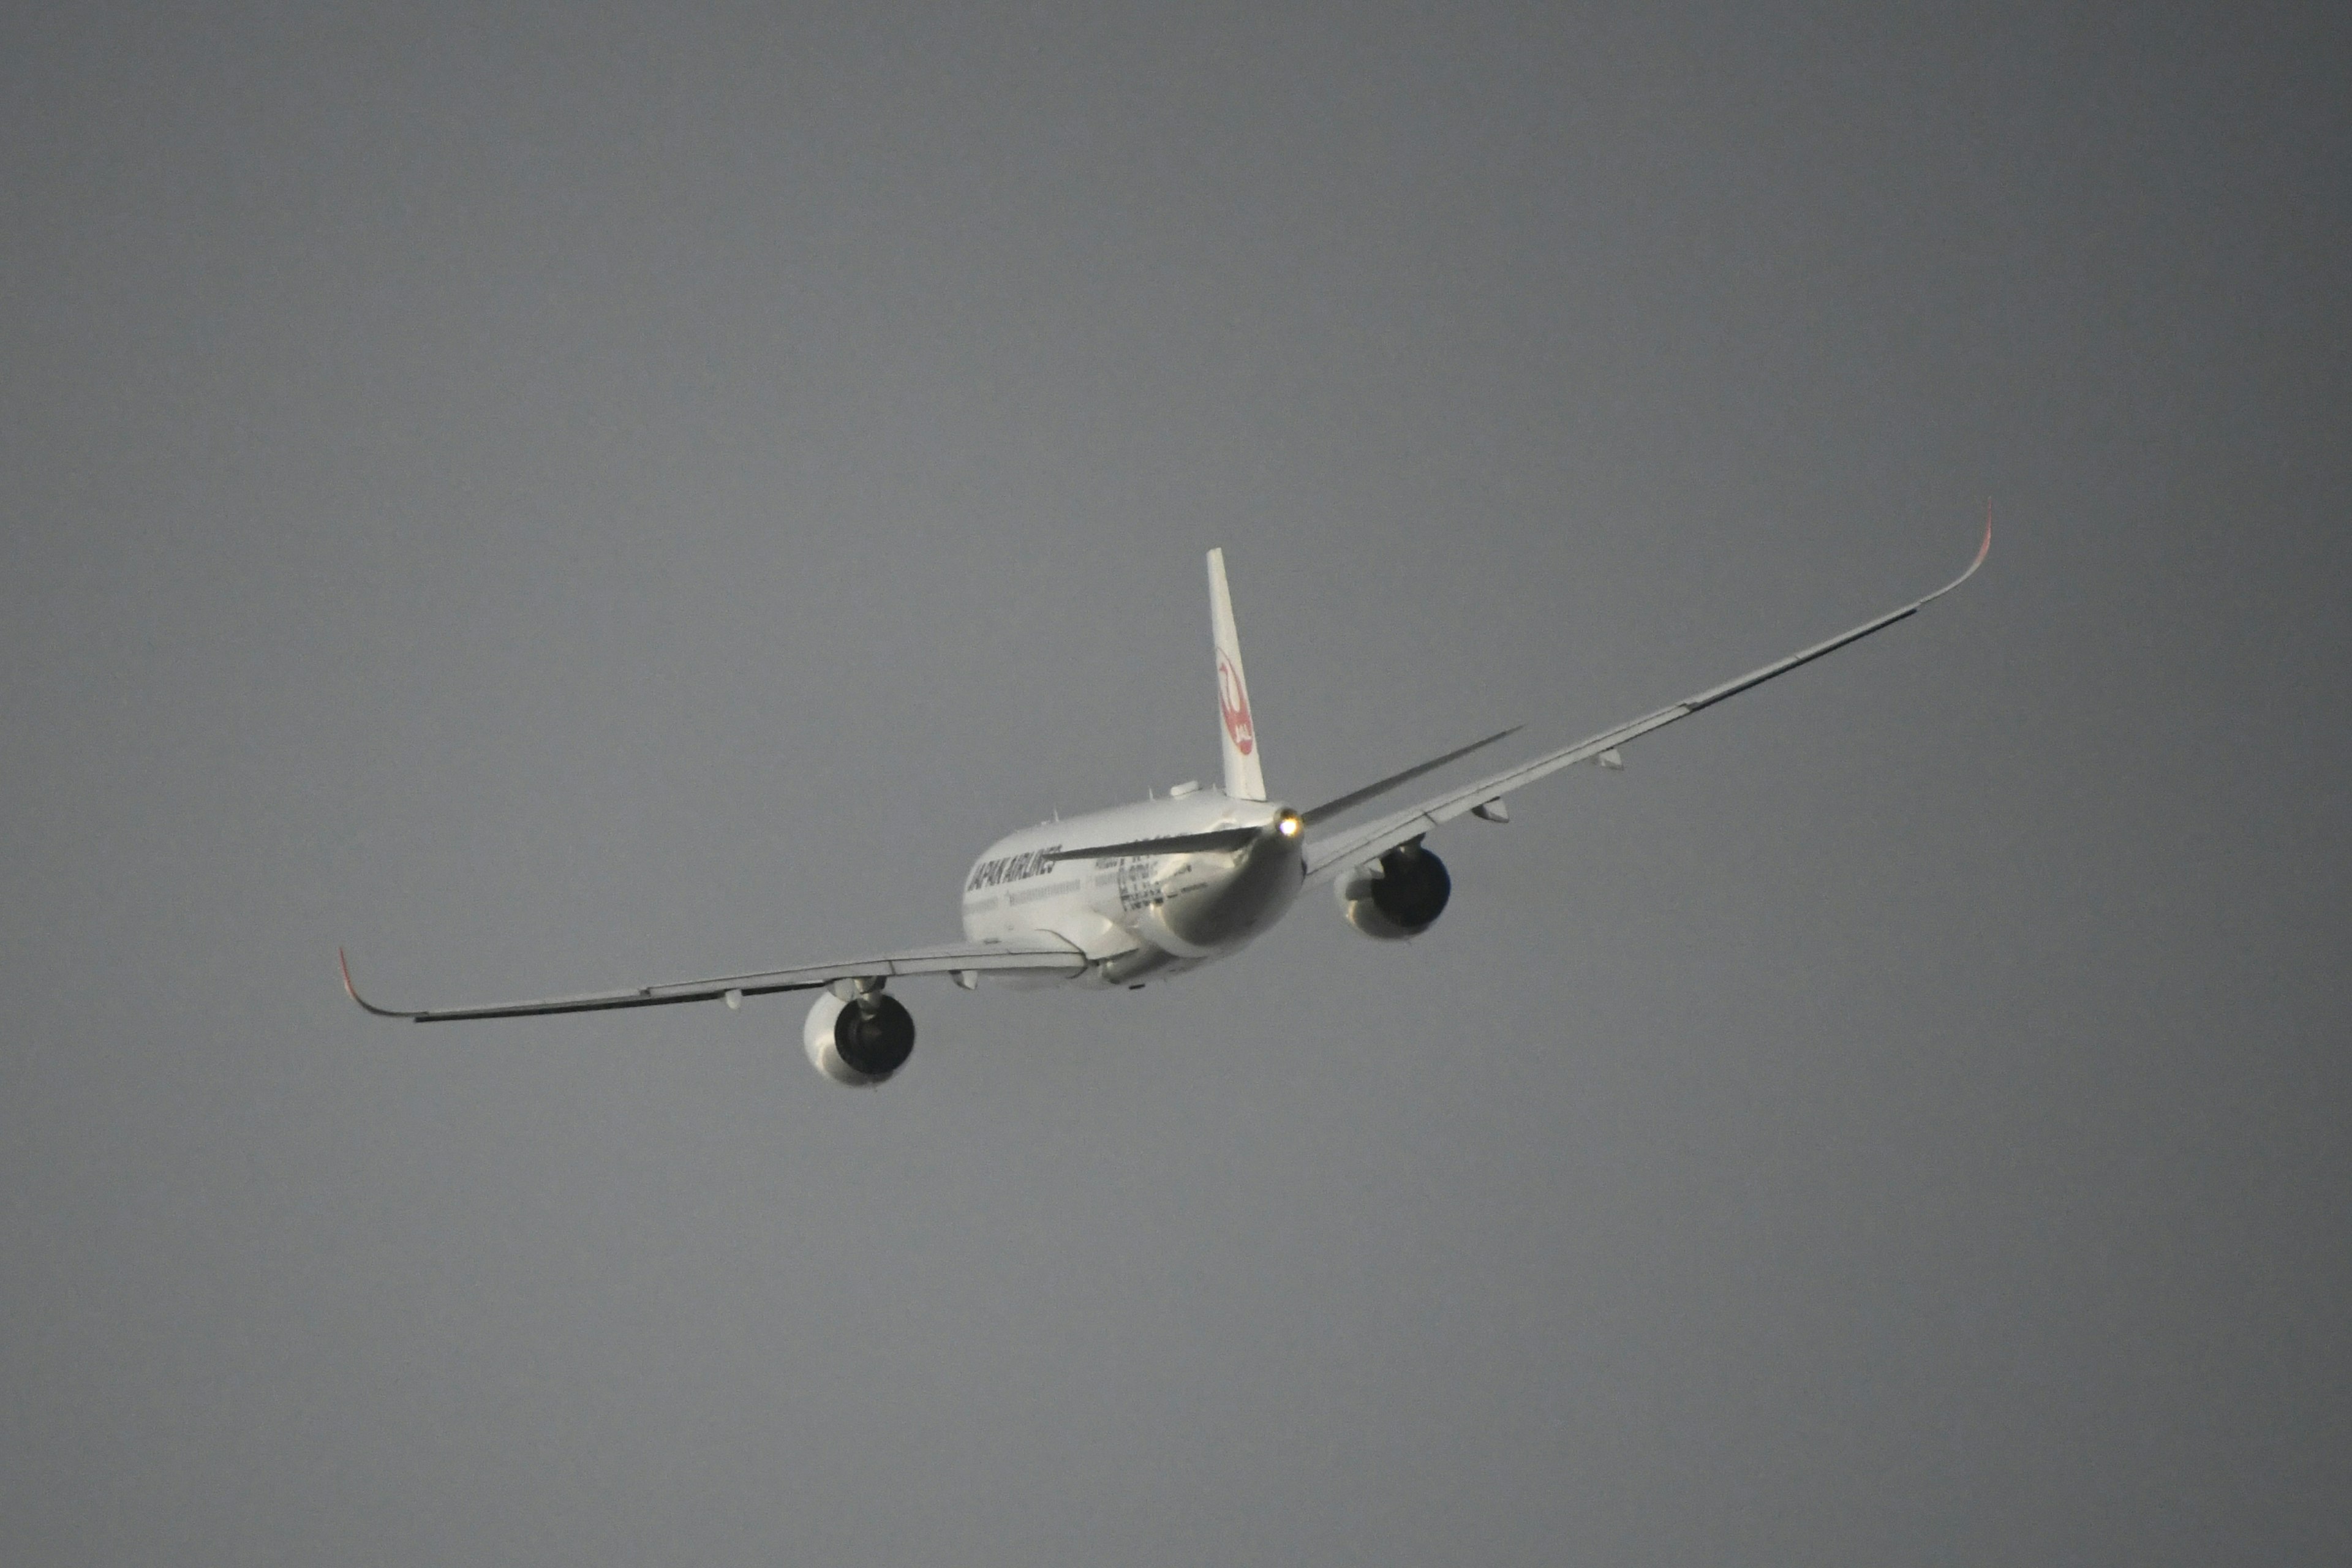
[959,800,1299,987]
[965,869,1152,987]
[1155,839,1303,952]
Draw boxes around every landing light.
[1277,815,1302,838]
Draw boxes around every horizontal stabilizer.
[1041,825,1266,862]
[1299,725,1522,827]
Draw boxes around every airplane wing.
[1303,518,1991,887]
[340,935,1087,1022]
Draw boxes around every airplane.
[342,521,1991,1085]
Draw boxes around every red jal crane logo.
[1217,654,1255,755]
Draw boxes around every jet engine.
[1337,839,1452,940]
[803,988,916,1085]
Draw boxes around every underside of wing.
[1304,516,1991,885]
[340,935,1087,1022]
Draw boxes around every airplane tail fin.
[1207,548,1267,801]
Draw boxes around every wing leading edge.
[339,936,1087,1022]
[1303,516,1992,885]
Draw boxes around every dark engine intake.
[803,990,917,1085]
[1338,840,1452,940]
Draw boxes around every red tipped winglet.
[1920,502,1992,607]
[339,948,417,1019]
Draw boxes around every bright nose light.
[1277,815,1302,837]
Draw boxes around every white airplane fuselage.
[960,790,1303,987]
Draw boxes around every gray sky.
[6,3,2348,1563]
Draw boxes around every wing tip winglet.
[1924,503,1993,604]
[339,948,416,1019]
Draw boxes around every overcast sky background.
[6,4,2348,1563]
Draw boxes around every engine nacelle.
[803,989,917,1085]
[1337,840,1452,940]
